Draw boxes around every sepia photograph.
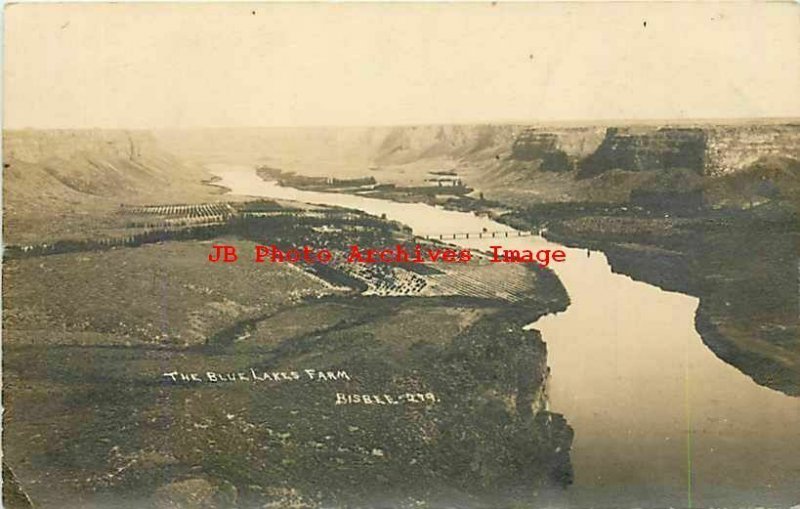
[2,2,799,508]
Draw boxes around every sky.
[3,2,799,129]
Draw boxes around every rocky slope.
[3,130,221,243]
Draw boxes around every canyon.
[3,124,799,508]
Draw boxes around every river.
[212,166,800,508]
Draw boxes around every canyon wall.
[705,124,800,175]
[509,128,605,171]
[578,127,708,177]
[373,125,521,164]
[4,129,150,164]
[4,129,211,199]
[369,123,800,178]
[156,123,800,182]
[3,129,219,243]
[574,124,800,177]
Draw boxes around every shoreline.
[242,170,800,398]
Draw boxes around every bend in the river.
[212,166,800,509]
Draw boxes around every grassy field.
[4,228,573,508]
[3,239,338,347]
[2,129,578,508]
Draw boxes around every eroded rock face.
[574,124,800,179]
[510,131,572,172]
[705,125,800,176]
[578,127,708,177]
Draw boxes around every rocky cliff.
[156,123,799,188]
[510,132,572,172]
[574,124,800,179]
[577,127,708,177]
[371,125,520,165]
[705,124,800,175]
[40,122,793,214]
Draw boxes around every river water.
[213,166,800,508]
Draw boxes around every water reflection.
[214,167,800,508]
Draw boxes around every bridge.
[418,229,544,241]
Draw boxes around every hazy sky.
[4,2,799,129]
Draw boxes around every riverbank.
[265,170,800,398]
[210,167,800,508]
[503,203,800,397]
[4,176,576,508]
[5,256,575,508]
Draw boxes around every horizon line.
[3,116,800,132]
